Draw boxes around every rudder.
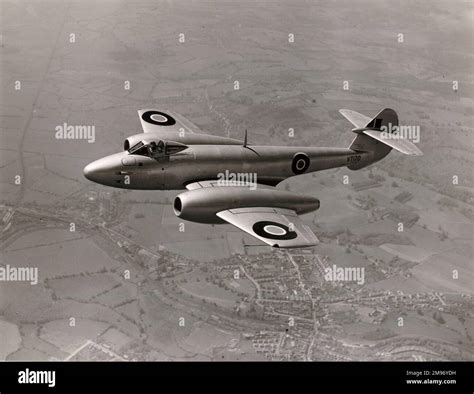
[364,108,398,131]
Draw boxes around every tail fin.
[339,108,422,169]
[364,108,399,131]
[339,108,398,130]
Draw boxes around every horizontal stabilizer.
[339,109,371,129]
[362,129,423,156]
[342,107,423,156]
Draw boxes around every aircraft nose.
[83,155,119,184]
[83,152,128,186]
[83,160,100,181]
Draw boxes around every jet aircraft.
[84,108,422,248]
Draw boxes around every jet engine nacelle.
[124,134,145,151]
[174,186,320,224]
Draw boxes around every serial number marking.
[347,155,361,163]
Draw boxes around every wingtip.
[408,146,424,156]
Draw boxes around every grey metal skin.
[83,144,375,190]
[83,108,421,239]
[174,186,321,224]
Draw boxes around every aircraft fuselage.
[84,144,372,190]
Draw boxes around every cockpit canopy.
[128,140,188,158]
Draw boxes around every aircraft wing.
[216,207,319,248]
[138,109,203,134]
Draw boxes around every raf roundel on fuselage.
[292,153,310,175]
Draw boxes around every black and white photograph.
[0,0,473,392]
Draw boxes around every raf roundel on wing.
[141,110,176,126]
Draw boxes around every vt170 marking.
[347,155,361,163]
